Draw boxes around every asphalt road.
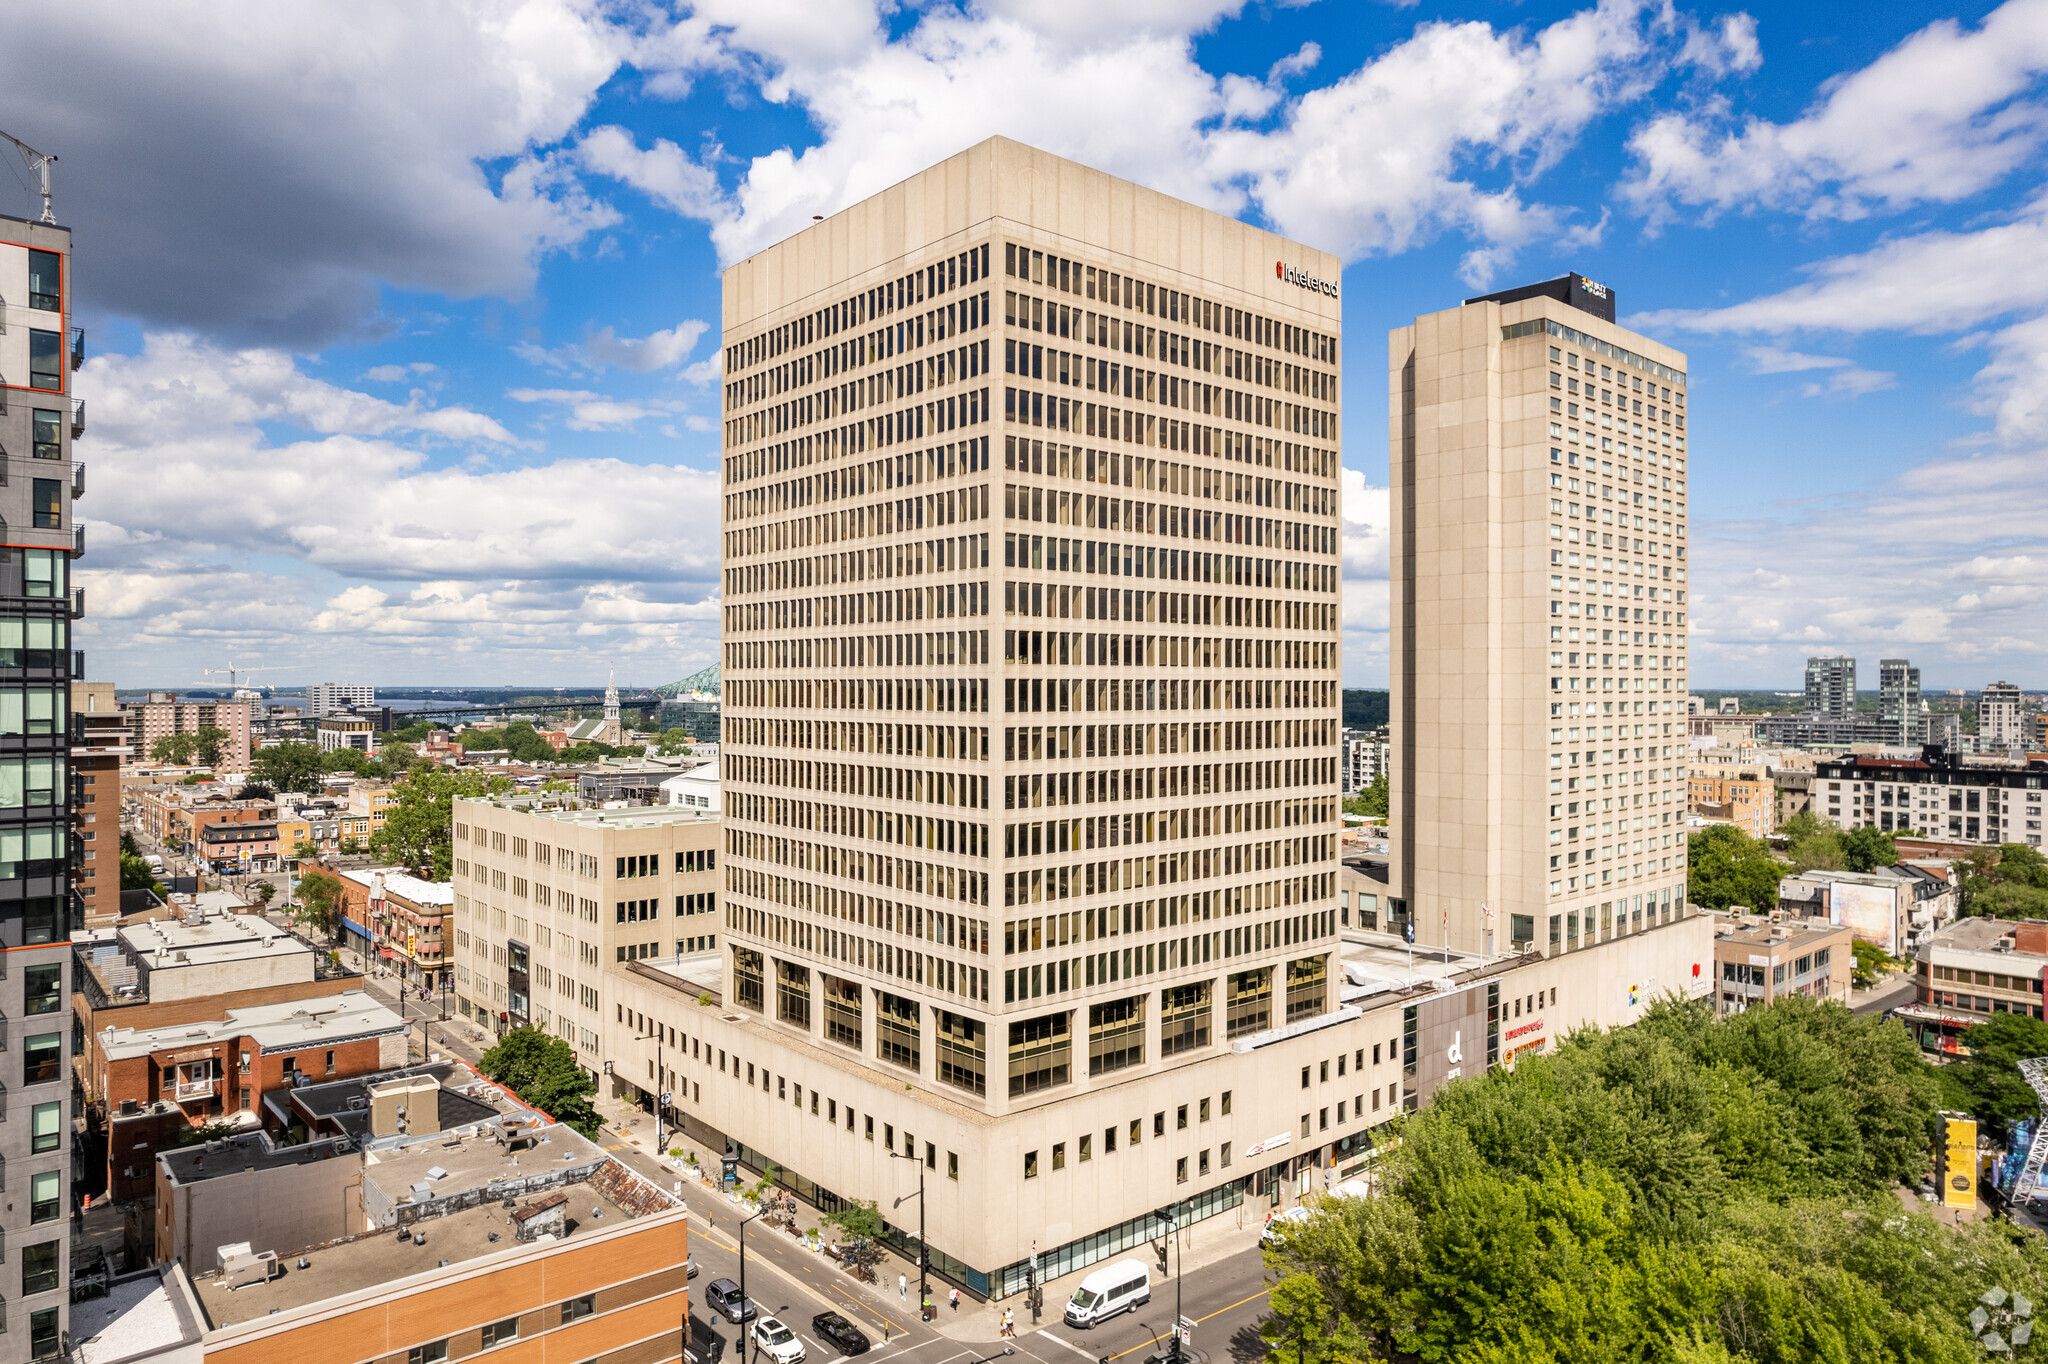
[1852,975,1917,1017]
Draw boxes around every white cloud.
[1742,345,1893,397]
[1625,0,2048,223]
[0,0,629,343]
[361,362,439,383]
[515,319,711,374]
[505,387,686,431]
[80,335,719,586]
[579,125,733,225]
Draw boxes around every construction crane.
[0,129,56,224]
[202,661,297,693]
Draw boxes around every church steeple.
[601,668,623,746]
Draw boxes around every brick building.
[72,681,129,926]
[90,992,406,1201]
[108,1090,690,1364]
[1901,916,2048,1056]
[122,693,253,771]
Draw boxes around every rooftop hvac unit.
[220,1249,279,1290]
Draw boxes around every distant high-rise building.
[1880,659,1922,746]
[1391,272,1694,956]
[305,681,374,717]
[1805,656,1856,721]
[1928,711,1962,751]
[1982,681,2025,750]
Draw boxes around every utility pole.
[739,1205,765,1359]
[889,1148,927,1320]
[635,1029,666,1151]
[1154,1201,1186,1364]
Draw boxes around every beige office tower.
[719,141,1343,1132]
[1391,275,1692,958]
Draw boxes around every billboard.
[1939,1112,1978,1210]
[1833,881,1900,957]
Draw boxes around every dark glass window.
[732,946,764,1012]
[1087,996,1144,1077]
[31,478,60,530]
[775,960,810,1030]
[481,1318,519,1346]
[822,973,861,1049]
[1159,981,1212,1057]
[30,410,60,461]
[24,964,60,1014]
[29,1307,59,1362]
[560,1294,595,1324]
[1008,1012,1070,1096]
[21,1240,58,1294]
[935,1010,985,1096]
[27,251,59,312]
[874,990,920,1071]
[28,330,59,391]
[23,1032,59,1084]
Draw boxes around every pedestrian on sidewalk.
[899,1273,907,1300]
[949,1287,960,1312]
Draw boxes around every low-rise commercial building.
[1709,912,1851,1014]
[121,1070,688,1364]
[451,797,722,1061]
[1903,917,2048,1055]
[363,870,453,993]
[1777,864,1957,958]
[89,992,407,1200]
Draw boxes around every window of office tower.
[733,947,765,1013]
[1088,996,1144,1076]
[1159,981,1212,1057]
[776,960,811,1030]
[1008,1012,1071,1096]
[1285,956,1328,1024]
[1226,968,1272,1039]
[823,974,862,1048]
[876,990,922,1072]
[936,1011,987,1096]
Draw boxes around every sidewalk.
[592,1095,1269,1344]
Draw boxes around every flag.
[1482,902,1495,921]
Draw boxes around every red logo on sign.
[1275,261,1284,279]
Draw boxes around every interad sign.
[1275,260,1338,298]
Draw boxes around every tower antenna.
[0,130,56,224]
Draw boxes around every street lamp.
[738,1204,766,1359]
[889,1148,928,1322]
[1153,1200,1185,1364]
[633,1030,667,1151]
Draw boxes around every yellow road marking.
[1099,1288,1272,1363]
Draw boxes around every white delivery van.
[1064,1259,1150,1328]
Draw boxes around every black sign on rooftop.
[1466,273,1616,323]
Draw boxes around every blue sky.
[10,0,2048,691]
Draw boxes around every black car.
[810,1311,871,1356]
[706,1278,757,1324]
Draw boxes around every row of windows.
[727,245,990,377]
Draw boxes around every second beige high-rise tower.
[1391,275,1691,959]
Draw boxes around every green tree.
[1779,809,1845,872]
[1344,772,1389,821]
[291,839,320,861]
[151,733,198,765]
[119,847,165,897]
[1959,843,2048,917]
[477,1027,600,1137]
[369,766,510,879]
[1841,825,1897,874]
[250,740,325,795]
[1848,938,1898,991]
[654,727,694,756]
[1941,1010,2048,1140]
[249,880,277,909]
[822,1198,885,1282]
[189,725,231,768]
[294,868,345,939]
[1687,826,1786,911]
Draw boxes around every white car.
[1260,1205,1313,1245]
[753,1317,806,1364]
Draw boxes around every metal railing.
[69,328,83,372]
[173,1078,216,1102]
[69,398,82,439]
[69,463,81,500]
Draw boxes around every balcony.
[70,327,83,372]
[173,1077,217,1103]
[68,588,81,621]
[69,463,82,501]
[70,523,82,556]
[70,398,83,439]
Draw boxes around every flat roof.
[462,798,721,831]
[337,867,454,906]
[99,990,406,1063]
[118,912,306,958]
[192,1190,638,1327]
[72,1266,205,1364]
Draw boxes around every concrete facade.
[1390,279,1692,958]
[1709,912,1851,1014]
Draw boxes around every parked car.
[810,1311,871,1356]
[753,1317,806,1364]
[686,1255,700,1279]
[706,1278,757,1324]
[1260,1206,1313,1244]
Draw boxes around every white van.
[1064,1259,1150,1329]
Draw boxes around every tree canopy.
[1344,773,1389,821]
[1938,1010,2048,1141]
[293,868,345,938]
[151,725,230,767]
[477,1028,600,1136]
[1260,996,2044,1363]
[1778,811,1896,874]
[1958,843,2048,919]
[1686,825,1786,912]
[369,766,510,880]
